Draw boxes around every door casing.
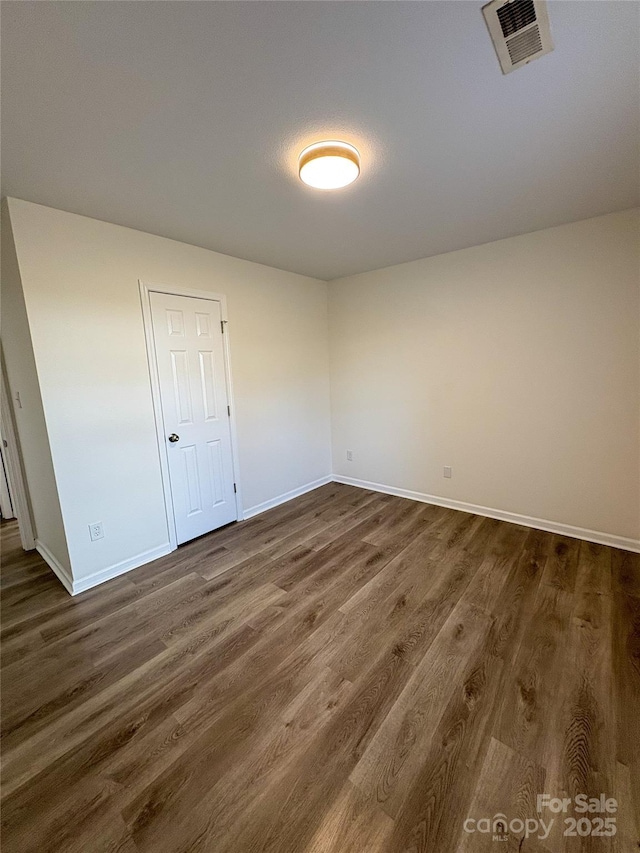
[1,366,35,549]
[139,280,243,552]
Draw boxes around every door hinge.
[220,320,227,334]
[227,405,231,417]
[233,483,237,494]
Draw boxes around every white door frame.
[1,366,36,549]
[0,444,15,519]
[139,280,243,552]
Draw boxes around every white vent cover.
[483,0,554,74]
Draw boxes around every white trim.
[0,443,15,519]
[36,467,638,595]
[70,542,173,595]
[141,281,233,311]
[138,280,243,554]
[1,368,36,549]
[243,476,333,520]
[332,475,640,554]
[219,305,244,519]
[36,539,74,594]
[37,538,173,595]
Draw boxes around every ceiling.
[2,1,638,281]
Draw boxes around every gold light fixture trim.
[298,141,361,190]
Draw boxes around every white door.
[150,292,237,544]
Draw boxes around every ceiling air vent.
[483,0,553,74]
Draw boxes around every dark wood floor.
[1,483,638,852]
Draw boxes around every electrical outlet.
[89,521,104,541]
[346,450,353,462]
[443,466,452,479]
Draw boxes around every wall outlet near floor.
[346,450,353,462]
[443,466,452,479]
[89,521,104,541]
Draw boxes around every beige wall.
[6,199,331,586]
[4,199,638,595]
[1,202,71,573]
[329,209,640,543]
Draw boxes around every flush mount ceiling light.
[298,141,360,190]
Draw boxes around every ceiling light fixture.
[298,141,360,190]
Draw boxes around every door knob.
[168,433,180,443]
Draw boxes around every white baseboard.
[71,543,173,595]
[332,475,640,554]
[243,475,333,520]
[35,473,638,596]
[37,539,173,595]
[35,539,74,595]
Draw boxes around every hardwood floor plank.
[615,760,639,853]
[348,599,494,818]
[480,526,547,661]
[306,493,391,551]
[383,624,507,853]
[456,736,546,852]
[360,499,437,549]
[492,581,573,761]
[329,540,480,681]
[541,534,580,593]
[171,539,388,734]
[1,605,267,795]
[1,632,168,750]
[0,621,262,842]
[2,574,204,709]
[612,547,640,599]
[121,654,360,852]
[301,780,394,853]
[225,652,415,853]
[543,551,617,853]
[612,587,640,828]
